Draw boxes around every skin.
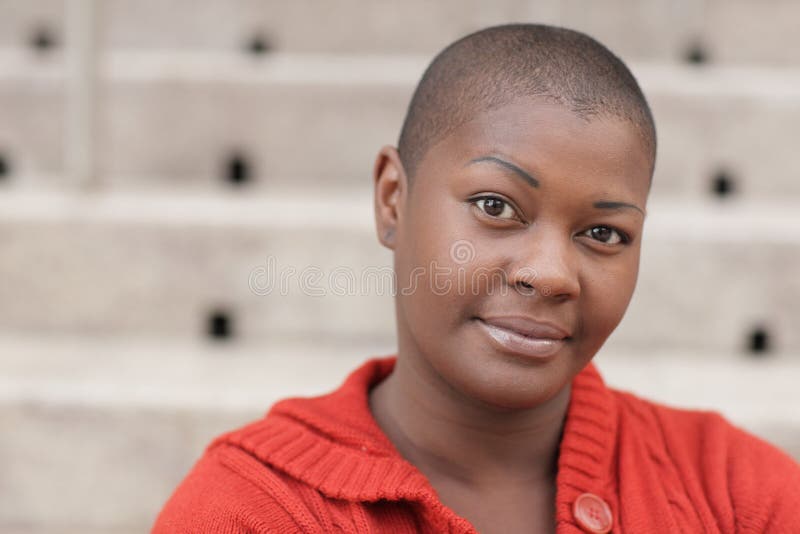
[369,97,652,533]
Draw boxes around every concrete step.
[4,0,799,64]
[0,0,64,50]
[99,0,800,65]
[0,52,65,188]
[0,189,395,343]
[0,336,386,534]
[102,56,800,202]
[0,334,797,532]
[0,191,798,353]
[3,54,800,201]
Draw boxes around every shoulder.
[612,389,800,532]
[152,439,323,534]
[152,358,402,533]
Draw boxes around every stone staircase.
[1,1,799,532]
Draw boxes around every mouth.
[474,316,570,361]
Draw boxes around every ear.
[373,145,407,250]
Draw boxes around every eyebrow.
[466,156,539,188]
[467,155,645,216]
[593,201,645,216]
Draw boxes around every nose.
[509,228,580,300]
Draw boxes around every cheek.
[395,220,472,331]
[580,255,640,339]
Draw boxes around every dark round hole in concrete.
[0,153,10,178]
[684,43,709,65]
[711,170,735,198]
[30,26,57,52]
[225,153,251,185]
[246,33,272,56]
[747,326,770,355]
[207,309,234,340]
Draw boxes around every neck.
[369,338,571,491]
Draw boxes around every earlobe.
[373,145,406,250]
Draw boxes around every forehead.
[416,97,652,200]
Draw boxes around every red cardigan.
[152,356,800,533]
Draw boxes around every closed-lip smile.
[477,315,571,340]
[475,315,571,361]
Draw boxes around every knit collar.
[220,355,619,530]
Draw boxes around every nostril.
[516,280,536,296]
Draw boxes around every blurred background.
[1,1,799,532]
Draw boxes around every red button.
[573,492,613,533]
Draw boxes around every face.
[373,97,652,410]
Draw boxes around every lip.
[478,315,571,340]
[475,316,570,361]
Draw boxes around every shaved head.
[397,24,657,182]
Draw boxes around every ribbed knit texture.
[152,356,800,533]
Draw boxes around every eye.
[582,225,629,245]
[472,196,520,221]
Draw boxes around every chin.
[437,348,577,412]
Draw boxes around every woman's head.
[397,23,656,184]
[373,24,655,411]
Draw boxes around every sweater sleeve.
[151,444,323,534]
